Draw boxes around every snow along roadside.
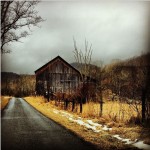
[53,109,150,150]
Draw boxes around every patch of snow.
[75,119,85,126]
[52,108,150,150]
[132,141,150,150]
[122,139,133,145]
[53,109,104,133]
[69,117,74,121]
[113,135,150,150]
[102,125,112,131]
[113,135,134,144]
[86,120,102,127]
[53,109,73,119]
[69,118,101,132]
[60,111,73,118]
[93,129,101,133]
[84,123,96,130]
[113,135,123,140]
[53,110,59,114]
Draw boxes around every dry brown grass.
[110,126,150,145]
[80,101,141,124]
[24,96,139,150]
[0,96,11,110]
[80,101,150,145]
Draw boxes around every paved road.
[1,98,98,150]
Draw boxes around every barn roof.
[35,55,80,74]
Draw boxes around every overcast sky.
[2,1,150,74]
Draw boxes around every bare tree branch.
[1,0,44,53]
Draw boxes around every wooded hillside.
[1,72,35,97]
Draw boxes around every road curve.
[1,98,98,150]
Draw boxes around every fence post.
[80,98,82,113]
[72,99,75,111]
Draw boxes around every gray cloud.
[2,1,150,74]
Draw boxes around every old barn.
[35,56,81,99]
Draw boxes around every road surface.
[1,98,98,150]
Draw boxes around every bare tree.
[1,0,44,53]
[73,38,93,80]
[106,53,150,123]
[93,61,105,116]
[73,38,93,113]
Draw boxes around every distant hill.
[104,52,150,71]
[1,72,35,83]
[124,53,150,66]
[1,72,20,80]
[71,62,101,70]
[70,62,80,70]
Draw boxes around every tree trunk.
[99,92,103,117]
[72,99,75,111]
[47,89,49,102]
[142,88,146,123]
[64,99,68,110]
[80,98,82,113]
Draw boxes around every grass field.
[24,96,149,149]
[54,98,141,124]
[0,96,11,110]
[81,101,141,124]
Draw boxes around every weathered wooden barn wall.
[35,56,81,97]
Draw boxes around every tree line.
[1,72,36,97]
